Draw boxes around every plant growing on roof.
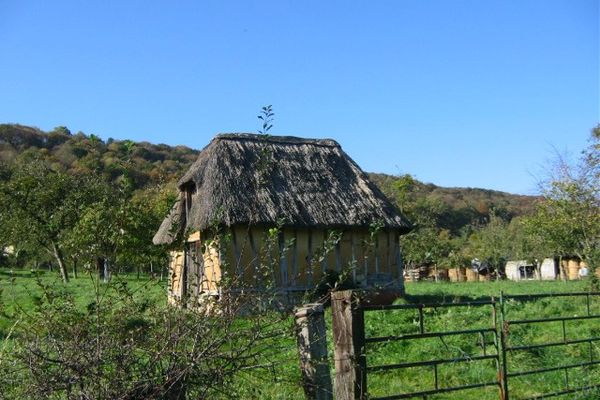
[256,105,276,185]
[257,105,274,135]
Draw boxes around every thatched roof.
[153,195,184,246]
[153,133,412,245]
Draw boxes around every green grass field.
[1,270,599,399]
[364,281,600,400]
[0,268,167,339]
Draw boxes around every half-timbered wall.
[168,251,185,305]
[169,226,404,301]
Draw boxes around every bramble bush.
[0,273,297,400]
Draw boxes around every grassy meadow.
[1,269,599,399]
[364,280,600,400]
[0,268,166,339]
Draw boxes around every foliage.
[384,171,536,271]
[376,126,598,275]
[255,105,276,184]
[257,105,275,134]
[522,126,600,287]
[370,172,537,235]
[1,270,596,399]
[0,124,198,189]
[0,272,297,399]
[0,160,104,282]
[399,191,455,269]
[0,157,172,282]
[64,180,172,277]
[1,122,544,273]
[465,212,512,273]
[2,121,596,278]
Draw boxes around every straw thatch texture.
[153,133,412,245]
[153,196,183,245]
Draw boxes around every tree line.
[0,133,177,281]
[0,124,198,188]
[378,126,599,284]
[1,123,598,285]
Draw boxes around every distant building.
[504,258,565,281]
[505,260,538,281]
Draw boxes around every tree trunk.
[97,257,105,282]
[72,259,78,279]
[51,242,69,283]
[137,264,141,280]
[559,255,567,281]
[103,259,110,283]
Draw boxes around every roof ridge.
[214,133,340,147]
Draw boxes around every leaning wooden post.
[331,290,367,400]
[295,303,333,400]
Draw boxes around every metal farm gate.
[499,292,600,400]
[331,291,600,400]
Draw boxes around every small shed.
[504,258,561,281]
[153,134,412,305]
[505,260,538,281]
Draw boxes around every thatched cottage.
[153,134,412,304]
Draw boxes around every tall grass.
[1,271,599,399]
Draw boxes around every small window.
[518,265,536,279]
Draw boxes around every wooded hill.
[369,173,537,234]
[0,124,199,190]
[0,123,537,234]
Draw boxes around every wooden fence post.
[331,290,366,400]
[295,303,333,400]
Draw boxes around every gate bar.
[507,336,600,351]
[500,291,509,400]
[508,359,600,378]
[362,300,495,311]
[367,354,498,372]
[521,384,600,400]
[370,381,500,400]
[506,314,600,325]
[366,328,496,344]
[503,292,600,300]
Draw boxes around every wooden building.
[153,134,412,305]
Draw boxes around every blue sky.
[1,0,598,194]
